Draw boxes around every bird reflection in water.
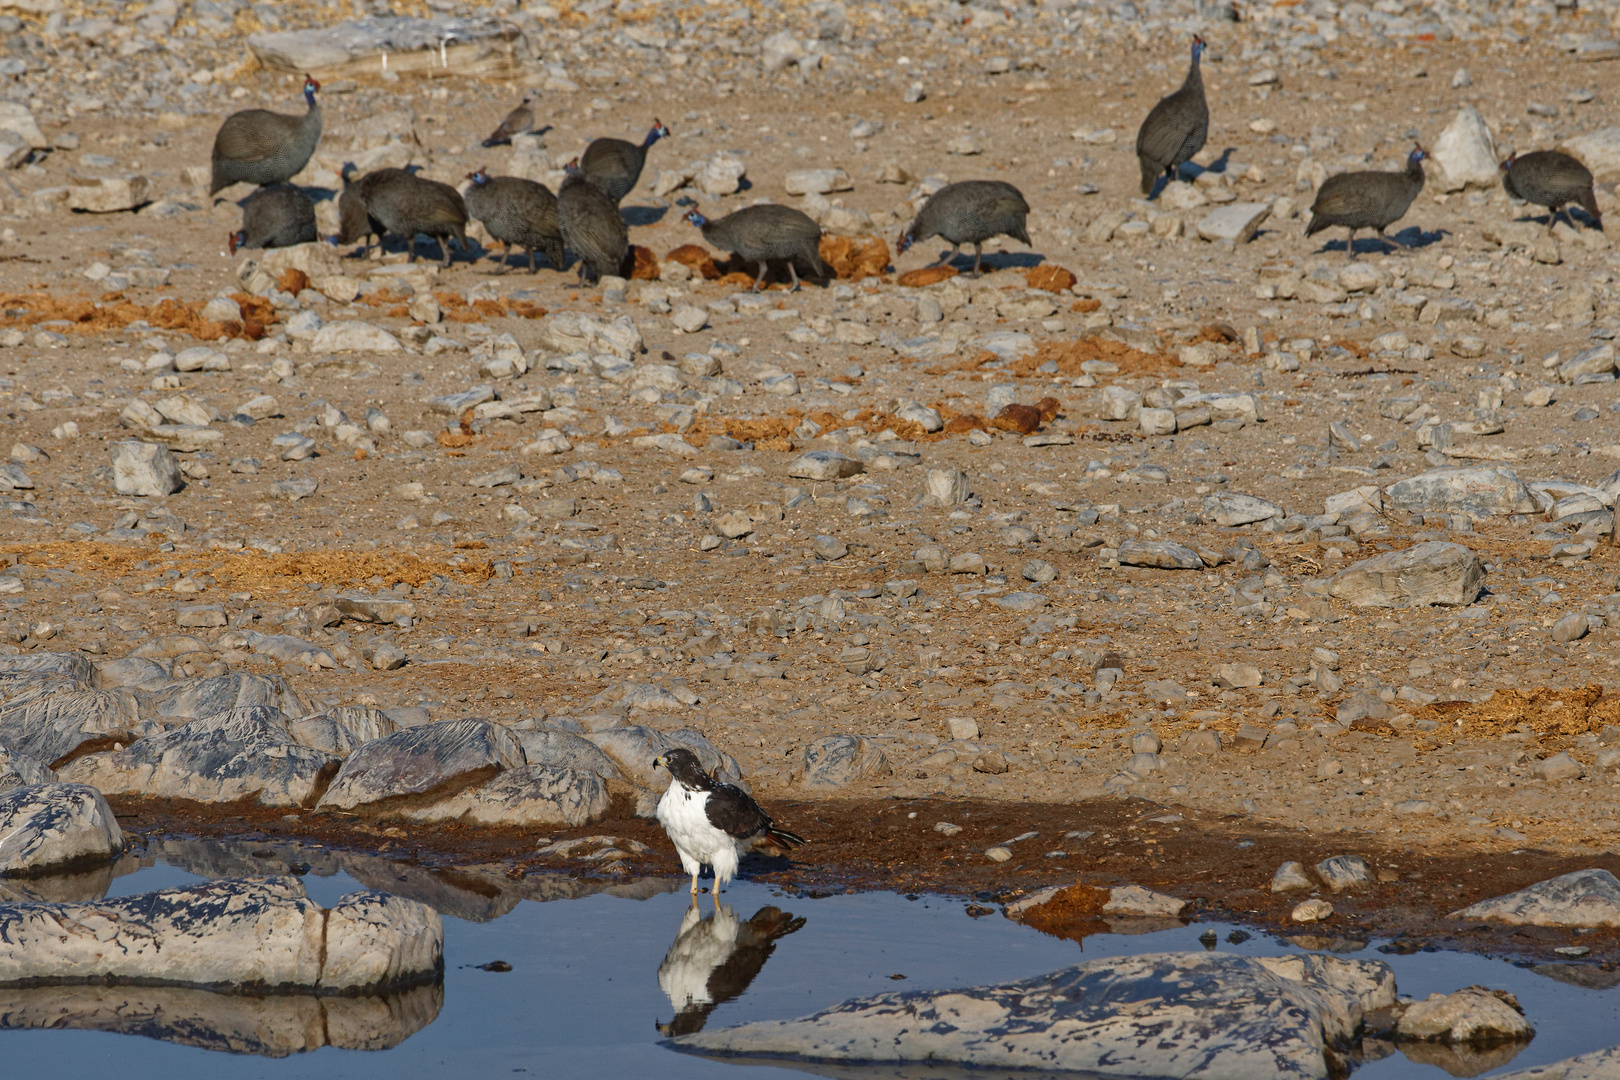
[656,903,805,1037]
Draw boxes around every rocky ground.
[2,0,1620,940]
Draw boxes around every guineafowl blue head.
[1500,153,1518,171]
[646,119,670,146]
[897,231,915,255]
[1191,35,1205,63]
[227,230,245,255]
[1410,144,1427,164]
[467,168,491,186]
[564,156,582,176]
[303,75,319,106]
[684,209,708,228]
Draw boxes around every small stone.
[176,604,226,628]
[1315,854,1373,893]
[788,451,864,481]
[946,716,980,740]
[973,752,1009,775]
[985,846,1012,862]
[1533,751,1583,782]
[925,468,971,506]
[370,641,408,671]
[65,176,153,213]
[1271,861,1313,892]
[1291,898,1333,923]
[1327,541,1485,607]
[671,305,708,334]
[784,168,853,196]
[1196,203,1270,244]
[714,510,754,539]
[111,440,183,496]
[468,465,521,488]
[1552,612,1590,643]
[1395,987,1533,1044]
[812,535,848,561]
[1117,540,1203,570]
[1219,662,1262,688]
[1021,559,1055,584]
[992,591,1048,612]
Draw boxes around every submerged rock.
[674,951,1395,1077]
[0,784,122,875]
[0,876,441,990]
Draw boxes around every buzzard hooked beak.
[652,755,665,769]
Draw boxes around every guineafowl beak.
[898,233,914,255]
[227,231,241,255]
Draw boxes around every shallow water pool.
[0,838,1615,1079]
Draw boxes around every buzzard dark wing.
[703,783,771,840]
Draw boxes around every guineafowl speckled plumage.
[580,119,670,204]
[1135,37,1207,197]
[229,184,316,253]
[559,158,629,284]
[332,165,403,257]
[464,168,565,274]
[211,76,322,197]
[1502,150,1602,232]
[898,180,1030,277]
[482,90,540,148]
[685,204,830,291]
[339,168,467,267]
[1307,146,1427,259]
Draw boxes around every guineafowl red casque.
[580,119,670,204]
[1135,36,1208,197]
[1502,150,1602,232]
[228,184,316,253]
[898,180,1031,277]
[210,76,323,197]
[463,167,565,274]
[558,157,629,284]
[685,204,830,291]
[1306,145,1427,259]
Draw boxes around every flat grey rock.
[0,783,122,875]
[0,876,441,991]
[1451,869,1620,928]
[398,765,610,827]
[426,386,496,415]
[1196,202,1270,244]
[1204,492,1285,526]
[241,632,336,669]
[793,734,891,789]
[250,15,520,73]
[1118,539,1204,570]
[1383,465,1537,517]
[1493,1045,1620,1079]
[0,746,54,792]
[92,657,172,691]
[335,594,416,623]
[1327,541,1485,607]
[59,709,339,808]
[315,719,525,812]
[518,729,623,781]
[787,451,864,481]
[0,652,96,686]
[992,591,1049,612]
[0,683,154,770]
[675,950,1395,1077]
[140,672,306,724]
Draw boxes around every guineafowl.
[580,119,670,204]
[463,167,565,274]
[482,90,540,148]
[685,204,830,291]
[211,76,322,197]
[345,169,468,267]
[1502,150,1602,232]
[1307,145,1427,259]
[1135,36,1207,197]
[229,184,316,253]
[332,165,404,257]
[898,180,1030,277]
[558,158,629,284]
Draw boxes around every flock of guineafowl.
[214,39,1603,289]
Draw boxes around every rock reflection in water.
[658,903,805,1037]
[0,980,442,1057]
[1397,1036,1532,1077]
[0,850,142,904]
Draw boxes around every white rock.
[0,102,47,152]
[785,168,854,196]
[925,468,971,505]
[1203,492,1285,526]
[788,451,864,481]
[1196,203,1270,244]
[1561,126,1620,183]
[111,440,183,496]
[1451,868,1620,928]
[671,304,708,333]
[761,29,806,73]
[1396,987,1533,1043]
[311,321,402,353]
[1383,466,1538,517]
[0,783,122,874]
[698,154,747,196]
[1327,541,1486,608]
[1431,105,1500,192]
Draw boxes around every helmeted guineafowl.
[1502,150,1602,232]
[898,180,1031,277]
[580,119,670,204]
[1135,36,1207,197]
[332,165,405,257]
[482,90,540,148]
[463,167,565,274]
[347,169,468,267]
[558,158,629,284]
[684,204,830,291]
[229,184,316,253]
[211,76,322,197]
[1306,145,1427,259]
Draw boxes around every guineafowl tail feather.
[1581,189,1603,226]
[1304,214,1326,237]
